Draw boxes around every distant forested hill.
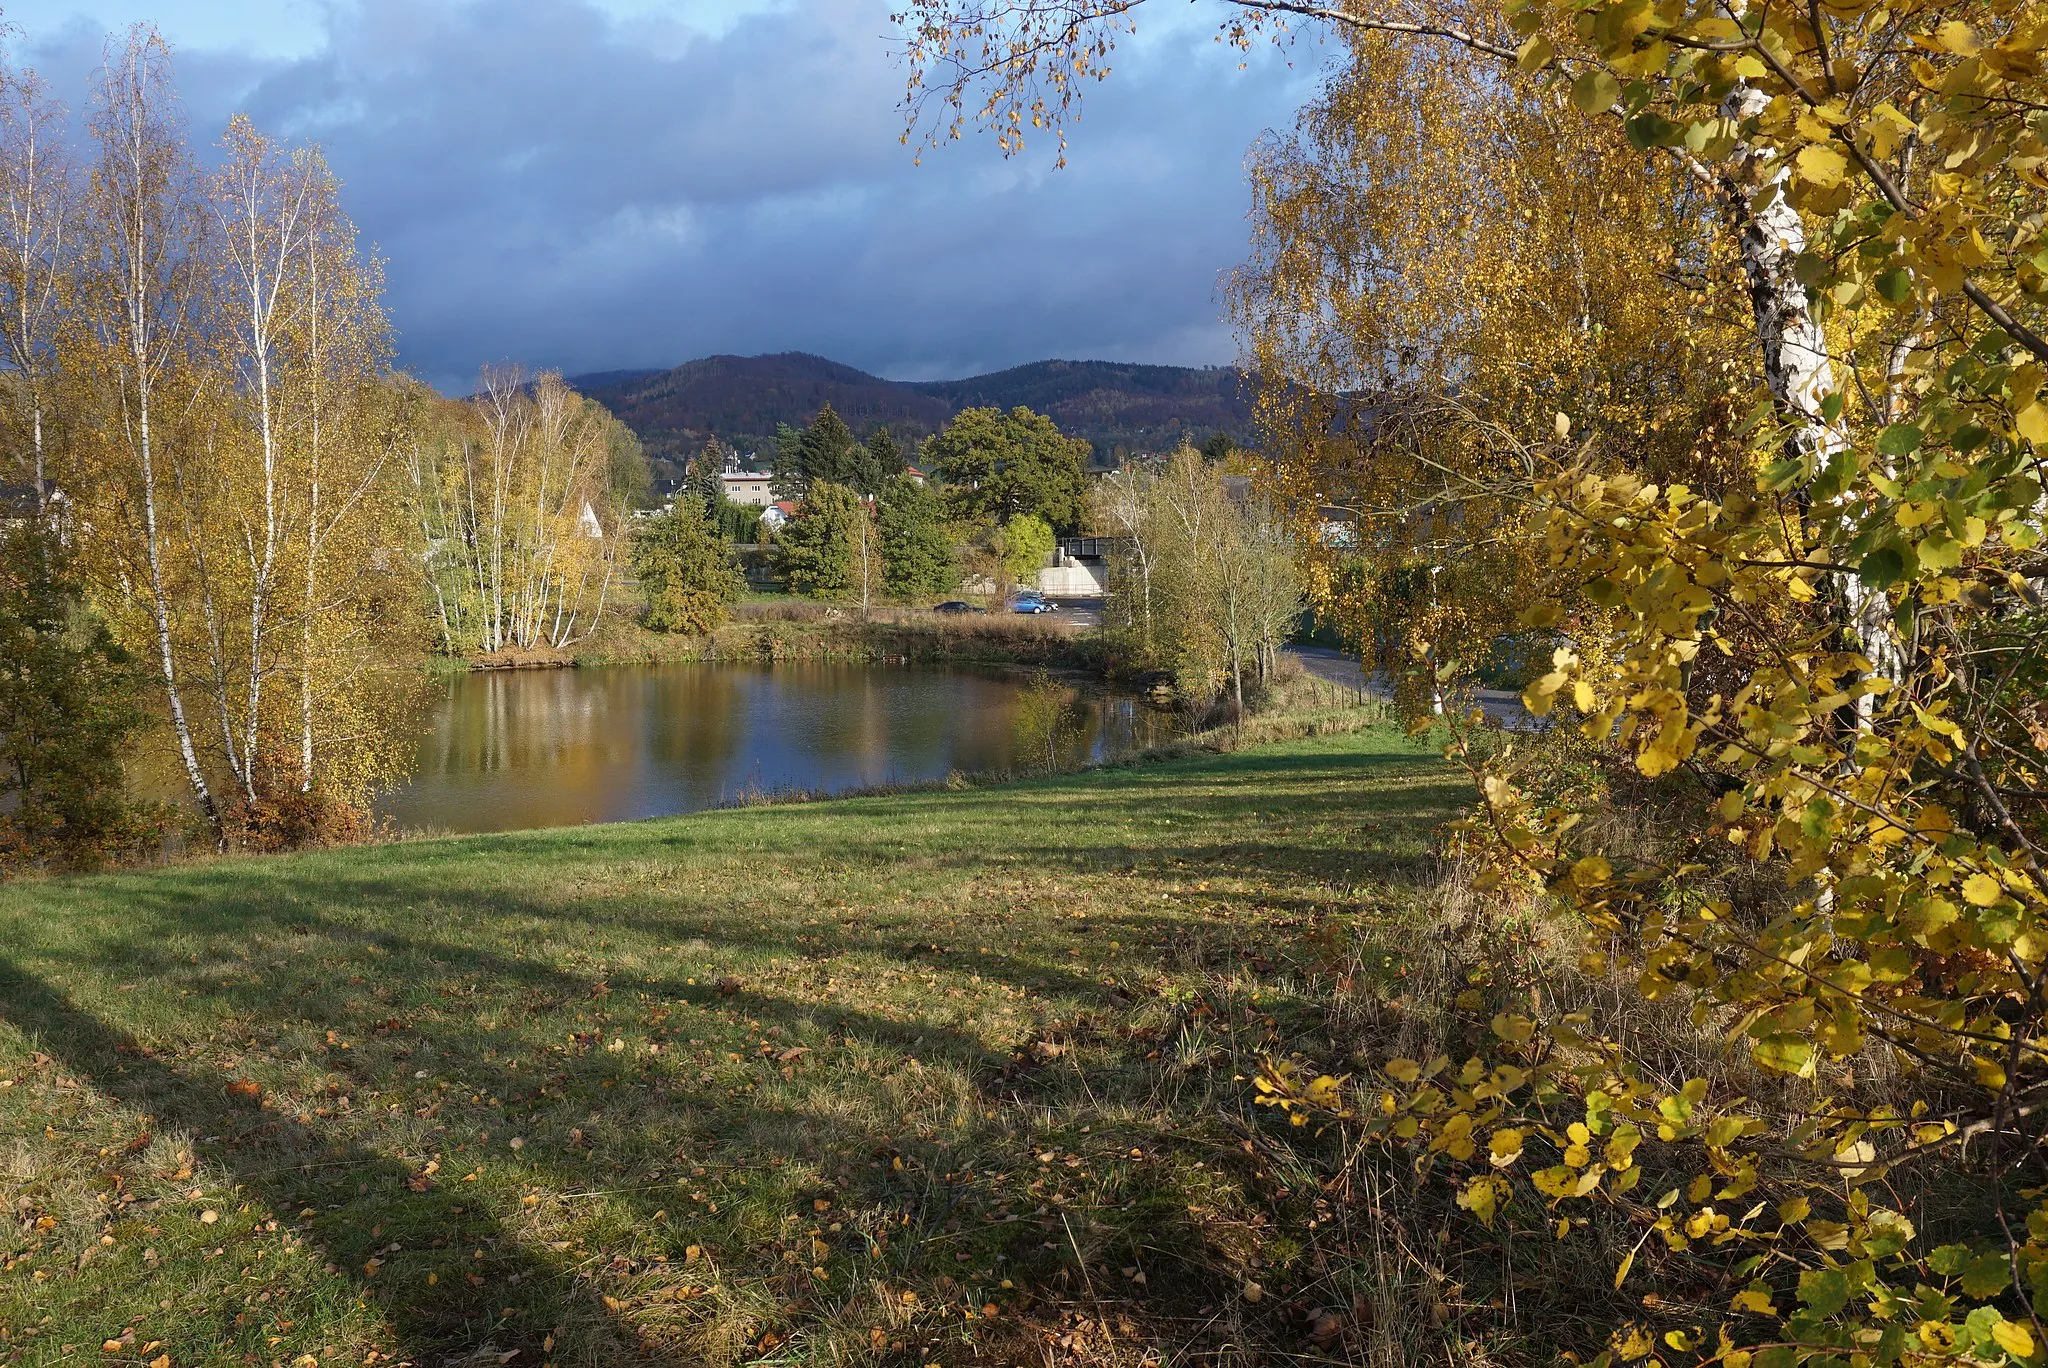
[570,352,1253,489]
[905,360,1252,454]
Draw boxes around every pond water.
[374,662,1178,835]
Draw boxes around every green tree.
[604,412,655,510]
[0,522,146,864]
[712,500,763,545]
[862,427,906,494]
[770,421,806,500]
[770,405,899,499]
[799,404,859,486]
[686,437,730,514]
[631,506,743,635]
[928,405,1089,533]
[878,474,955,600]
[777,481,871,601]
[998,512,1054,584]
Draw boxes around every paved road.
[1286,645,1534,729]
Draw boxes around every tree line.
[628,399,1096,624]
[0,31,655,864]
[634,397,1301,713]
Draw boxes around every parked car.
[1010,593,1059,614]
[932,600,981,613]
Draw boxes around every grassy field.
[1,726,1468,1368]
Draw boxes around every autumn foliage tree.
[37,27,417,848]
[402,371,632,658]
[901,0,2048,1362]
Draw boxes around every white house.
[720,472,776,507]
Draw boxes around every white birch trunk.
[1723,83,1903,690]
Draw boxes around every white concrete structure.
[1038,558,1106,597]
[1036,536,1119,597]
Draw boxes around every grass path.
[2,726,1464,1368]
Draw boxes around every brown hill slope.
[572,352,1253,486]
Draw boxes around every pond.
[375,661,1179,835]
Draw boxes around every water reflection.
[376,662,1177,835]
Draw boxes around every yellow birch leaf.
[1963,872,2004,906]
[1796,144,1849,188]
[2016,402,2048,445]
[1992,1319,2035,1358]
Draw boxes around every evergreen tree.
[859,427,906,497]
[878,474,955,600]
[630,505,744,635]
[0,522,146,864]
[928,405,1090,533]
[687,437,731,513]
[770,421,806,500]
[777,481,869,600]
[798,403,861,488]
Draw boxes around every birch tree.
[70,26,219,837]
[207,115,318,807]
[0,63,72,512]
[45,31,411,846]
[404,372,623,656]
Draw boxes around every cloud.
[14,0,1323,390]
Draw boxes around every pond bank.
[459,603,1103,673]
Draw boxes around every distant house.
[712,446,777,508]
[721,472,776,508]
[760,500,798,531]
[576,500,605,539]
[902,465,928,486]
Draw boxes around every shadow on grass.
[0,734,1469,1363]
[0,955,701,1367]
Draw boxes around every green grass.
[1,726,1464,1368]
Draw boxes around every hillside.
[906,358,1252,453]
[571,351,1254,486]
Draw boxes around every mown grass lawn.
[2,726,1465,1368]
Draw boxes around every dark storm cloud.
[18,0,1322,390]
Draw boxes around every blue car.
[1010,593,1058,614]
